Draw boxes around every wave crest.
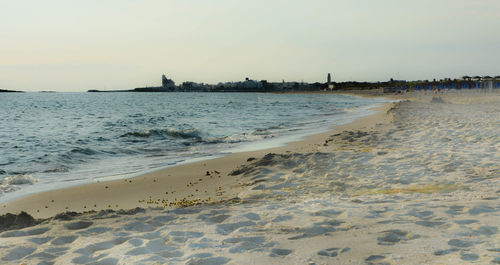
[0,175,39,194]
[204,133,272,144]
[121,128,202,139]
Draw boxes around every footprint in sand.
[149,215,177,225]
[28,236,54,244]
[186,256,231,265]
[408,209,434,220]
[288,220,344,240]
[216,221,256,235]
[74,238,127,256]
[27,227,51,235]
[318,247,350,257]
[461,252,479,262]
[272,215,293,222]
[448,239,476,248]
[270,248,293,256]
[128,238,143,247]
[468,205,495,215]
[454,219,478,225]
[45,247,69,254]
[71,253,108,264]
[2,246,36,261]
[415,220,445,227]
[433,248,459,256]
[80,226,112,234]
[318,248,339,257]
[365,254,386,263]
[51,235,78,245]
[446,205,465,215]
[64,221,93,230]
[243,213,260,221]
[26,251,57,262]
[1,227,51,238]
[377,229,419,245]
[223,236,268,253]
[474,226,499,236]
[123,221,155,232]
[198,213,231,224]
[169,231,204,243]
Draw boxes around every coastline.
[1,90,499,264]
[0,94,394,219]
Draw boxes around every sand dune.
[0,91,499,264]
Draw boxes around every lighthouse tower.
[327,73,334,90]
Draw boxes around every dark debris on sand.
[0,207,148,233]
[0,212,39,232]
[230,153,313,176]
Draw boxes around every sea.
[0,92,390,202]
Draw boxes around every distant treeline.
[88,76,500,93]
[0,89,23,93]
[89,81,398,93]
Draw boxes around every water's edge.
[1,97,391,204]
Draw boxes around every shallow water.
[0,92,388,201]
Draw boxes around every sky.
[1,0,499,92]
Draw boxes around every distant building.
[181,81,214,92]
[162,75,176,90]
[483,76,494,91]
[327,73,335,90]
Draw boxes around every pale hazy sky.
[1,0,499,91]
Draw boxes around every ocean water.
[0,92,389,202]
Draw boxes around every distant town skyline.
[1,0,500,92]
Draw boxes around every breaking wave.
[121,128,202,139]
[0,175,39,194]
[120,128,273,145]
[204,133,272,144]
[0,92,390,200]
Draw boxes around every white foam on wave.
[224,133,271,143]
[204,133,271,145]
[0,175,39,194]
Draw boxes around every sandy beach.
[1,90,499,264]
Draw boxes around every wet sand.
[1,90,499,264]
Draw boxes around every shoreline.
[0,92,387,205]
[1,91,499,264]
[0,94,394,219]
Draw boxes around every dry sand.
[0,90,499,264]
